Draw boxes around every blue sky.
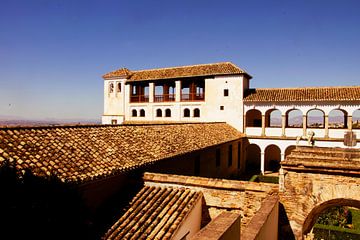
[0,0,359,120]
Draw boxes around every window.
[117,82,121,92]
[165,109,171,117]
[220,106,224,110]
[216,148,221,167]
[224,89,229,96]
[184,108,190,117]
[237,142,241,169]
[156,109,162,117]
[228,145,233,167]
[132,109,137,117]
[109,82,114,93]
[111,119,117,125]
[140,109,145,117]
[194,108,200,118]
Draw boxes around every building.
[102,62,360,174]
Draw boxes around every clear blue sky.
[1,0,359,120]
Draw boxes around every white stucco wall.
[102,79,126,124]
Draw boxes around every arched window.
[352,109,360,129]
[329,109,347,129]
[132,109,137,117]
[194,108,200,117]
[265,109,281,127]
[307,109,325,128]
[286,109,303,128]
[264,145,281,172]
[109,82,114,93]
[139,109,145,117]
[165,109,171,117]
[117,82,121,92]
[246,109,262,127]
[184,108,190,117]
[156,109,162,117]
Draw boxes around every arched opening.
[246,109,262,127]
[132,109,137,117]
[303,199,360,239]
[245,144,261,174]
[184,108,190,117]
[285,145,296,158]
[264,145,281,172]
[116,82,121,92]
[194,108,200,118]
[156,109,162,117]
[329,109,347,128]
[139,109,145,117]
[307,109,325,128]
[109,82,114,93]
[353,109,360,129]
[165,109,171,117]
[265,109,282,127]
[286,109,303,127]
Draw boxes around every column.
[279,167,285,192]
[175,80,181,102]
[260,151,265,174]
[261,115,266,136]
[149,82,154,103]
[324,115,329,138]
[281,152,285,161]
[281,115,286,137]
[348,115,353,131]
[302,115,307,136]
[243,114,247,135]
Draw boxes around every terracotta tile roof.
[103,62,251,81]
[0,123,242,183]
[103,186,202,240]
[243,86,360,102]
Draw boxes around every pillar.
[243,114,247,135]
[324,115,329,138]
[261,115,266,136]
[348,115,353,131]
[149,82,154,103]
[281,115,286,137]
[302,115,307,136]
[260,151,265,174]
[175,80,181,102]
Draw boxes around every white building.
[102,62,360,174]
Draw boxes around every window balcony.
[154,94,176,102]
[181,93,205,101]
[130,95,149,103]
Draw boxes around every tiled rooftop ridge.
[103,62,251,81]
[244,86,360,102]
[0,123,242,183]
[103,186,202,240]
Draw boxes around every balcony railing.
[154,94,176,102]
[130,95,149,103]
[181,93,205,101]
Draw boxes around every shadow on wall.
[0,160,143,240]
[278,202,296,240]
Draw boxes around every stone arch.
[165,109,171,117]
[329,109,347,129]
[193,108,200,118]
[156,109,162,117]
[246,109,262,127]
[353,109,360,129]
[245,144,261,174]
[307,109,325,128]
[109,82,114,93]
[302,198,360,236]
[286,109,303,128]
[285,145,296,158]
[139,109,145,117]
[264,144,281,172]
[265,109,281,127]
[132,109,137,117]
[183,108,190,117]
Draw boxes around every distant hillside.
[0,116,101,127]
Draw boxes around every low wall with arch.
[279,146,360,239]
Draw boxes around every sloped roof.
[0,123,242,183]
[103,186,202,240]
[244,86,360,102]
[103,62,251,81]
